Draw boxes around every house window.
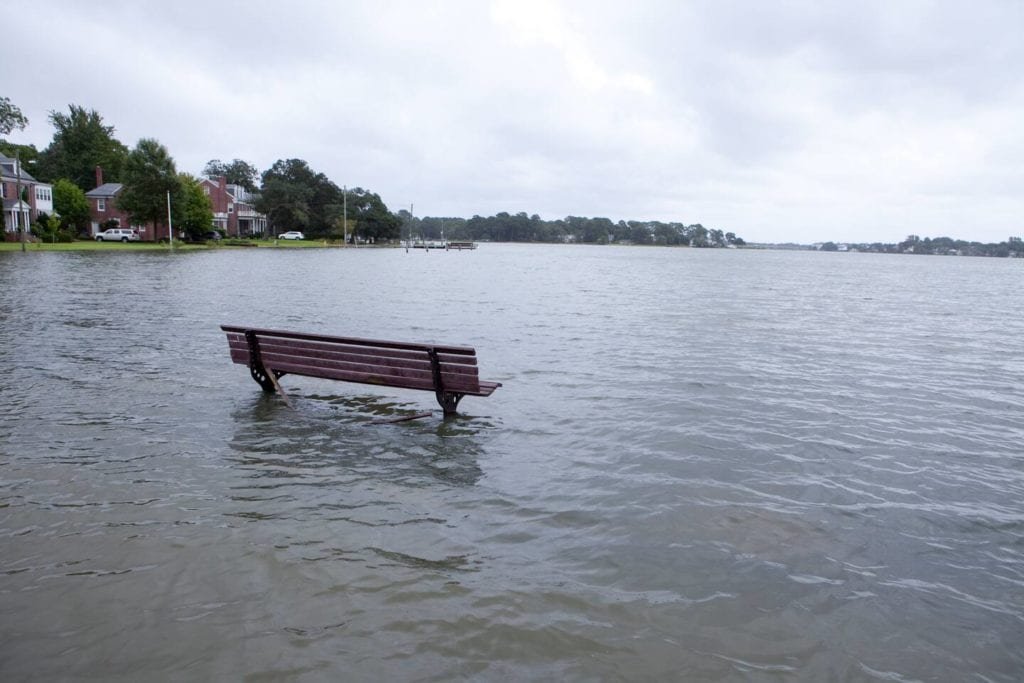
[36,187,52,202]
[98,199,106,212]
[228,203,234,214]
[204,186,210,195]
[0,183,5,199]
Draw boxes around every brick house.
[1,153,54,240]
[85,166,165,240]
[83,168,267,240]
[199,176,266,237]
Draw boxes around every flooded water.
[1,244,1022,681]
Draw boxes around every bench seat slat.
[265,360,488,395]
[265,359,437,391]
[229,340,437,372]
[229,347,482,384]
[222,325,477,356]
[476,381,501,397]
[229,349,486,394]
[227,339,480,377]
[225,333,479,367]
[262,354,484,392]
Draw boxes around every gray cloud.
[6,0,1021,244]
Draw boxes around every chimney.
[219,175,227,194]
[95,166,104,188]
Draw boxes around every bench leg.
[428,347,464,417]
[245,329,286,393]
[249,363,285,393]
[436,391,464,417]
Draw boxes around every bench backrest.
[221,325,484,394]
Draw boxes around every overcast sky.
[6,1,1022,244]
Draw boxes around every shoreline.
[0,239,386,252]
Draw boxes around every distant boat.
[446,241,477,250]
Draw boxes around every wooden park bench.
[221,325,501,417]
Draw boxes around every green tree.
[346,187,400,242]
[650,222,680,245]
[257,158,352,237]
[899,234,921,252]
[321,202,349,239]
[118,138,179,237]
[630,221,652,244]
[690,224,709,247]
[36,105,129,189]
[0,96,28,135]
[203,158,260,192]
[0,98,36,176]
[0,141,38,167]
[175,173,214,239]
[257,176,312,235]
[33,212,72,243]
[52,178,91,234]
[564,216,611,243]
[309,180,345,235]
[725,231,745,246]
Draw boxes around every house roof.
[3,198,31,210]
[0,154,40,183]
[85,183,124,198]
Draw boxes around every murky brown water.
[2,245,1022,680]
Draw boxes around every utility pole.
[343,185,347,246]
[16,150,25,252]
[406,203,413,252]
[166,191,173,247]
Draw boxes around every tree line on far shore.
[402,212,745,247]
[2,98,748,246]
[808,234,1024,258]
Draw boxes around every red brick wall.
[202,177,228,214]
[2,178,39,210]
[202,176,240,236]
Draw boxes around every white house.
[1,153,53,238]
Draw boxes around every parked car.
[95,228,140,242]
[279,231,304,240]
[203,231,222,241]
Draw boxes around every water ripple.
[1,248,1022,680]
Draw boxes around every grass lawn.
[0,238,351,252]
[1,240,204,252]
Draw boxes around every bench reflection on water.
[227,391,499,489]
